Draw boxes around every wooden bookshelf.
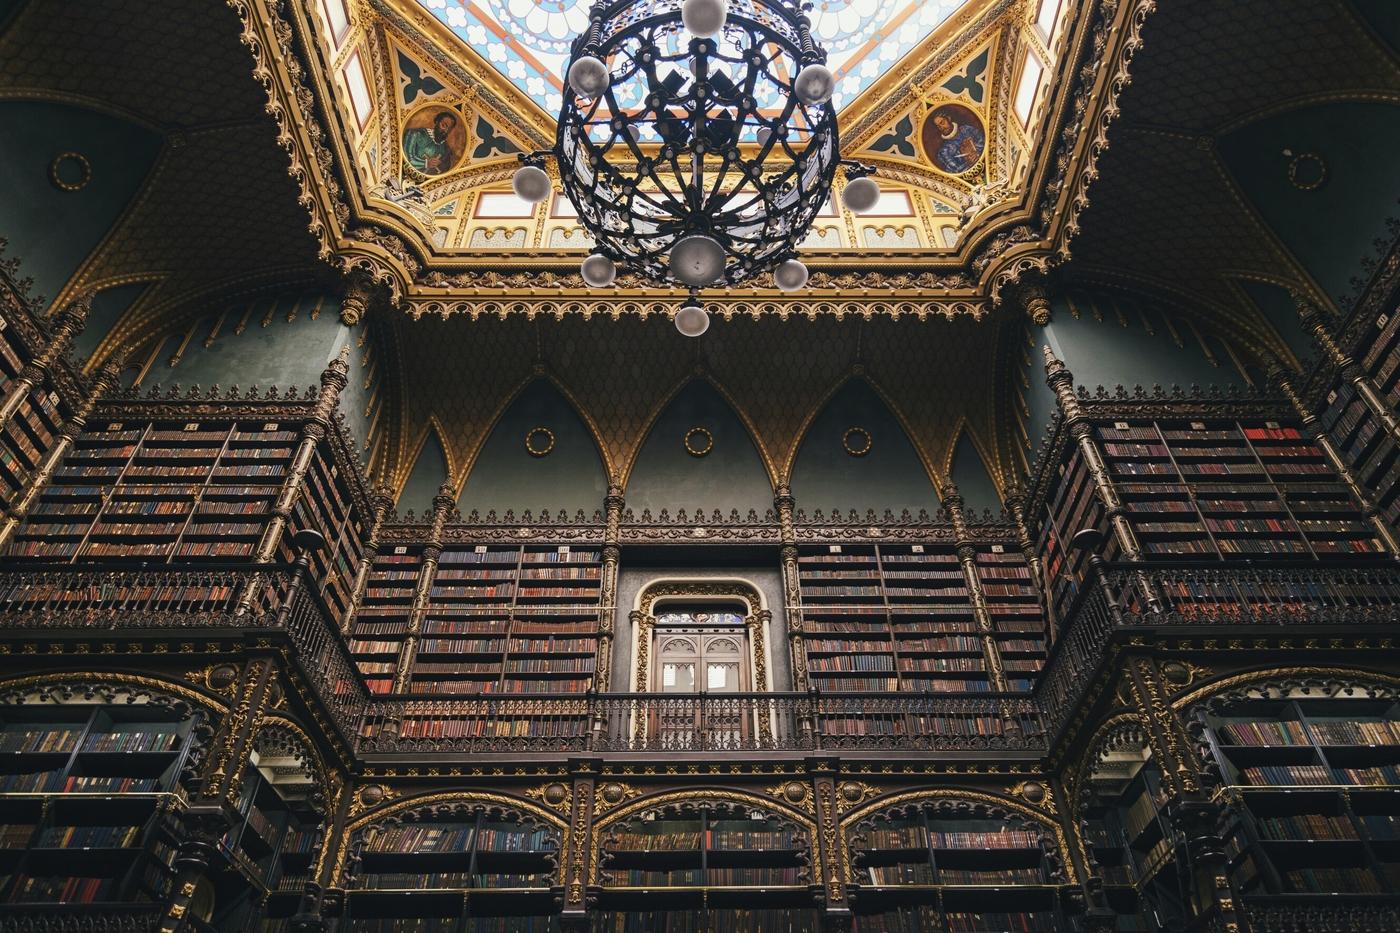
[1098,419,1380,561]
[344,806,560,930]
[1081,746,1188,932]
[0,701,199,908]
[1321,307,1400,534]
[7,419,283,563]
[1034,447,1112,621]
[0,311,74,511]
[596,804,813,928]
[351,545,425,694]
[1198,694,1400,897]
[286,447,364,626]
[847,805,1065,932]
[797,543,1046,696]
[407,545,603,697]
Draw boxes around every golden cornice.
[234,0,1138,318]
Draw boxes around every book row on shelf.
[364,825,556,855]
[604,868,803,886]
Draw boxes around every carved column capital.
[338,272,381,326]
[1016,283,1052,326]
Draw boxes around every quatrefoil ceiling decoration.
[284,0,1130,318]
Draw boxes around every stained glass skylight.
[418,0,969,114]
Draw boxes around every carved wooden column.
[341,484,396,635]
[255,347,351,564]
[774,485,810,692]
[1042,346,1143,561]
[159,658,279,932]
[561,758,599,925]
[0,353,123,548]
[809,758,850,923]
[292,772,351,933]
[391,482,454,693]
[1003,482,1057,642]
[1299,298,1400,445]
[595,483,624,691]
[943,480,1010,693]
[1272,366,1400,554]
[0,293,86,430]
[1120,656,1248,931]
[235,347,351,614]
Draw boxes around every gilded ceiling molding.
[226,0,1147,321]
[840,0,1020,143]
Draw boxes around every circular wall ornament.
[1284,150,1327,191]
[683,427,714,458]
[524,426,555,457]
[843,426,873,457]
[49,152,91,192]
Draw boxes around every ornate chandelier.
[511,0,879,335]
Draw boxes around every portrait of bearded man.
[403,109,461,175]
[921,104,985,175]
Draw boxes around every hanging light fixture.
[513,0,877,335]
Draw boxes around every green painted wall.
[1240,280,1313,366]
[157,296,351,389]
[1043,297,1243,392]
[626,380,772,517]
[400,429,450,516]
[1350,0,1399,54]
[789,379,939,517]
[949,432,1001,516]
[72,283,148,362]
[0,101,161,305]
[1218,102,1400,308]
[458,379,608,517]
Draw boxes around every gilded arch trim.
[334,789,569,886]
[587,787,818,887]
[0,671,230,717]
[1172,666,1400,714]
[840,787,1078,885]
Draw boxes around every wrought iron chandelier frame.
[522,0,871,291]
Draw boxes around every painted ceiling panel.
[415,0,970,115]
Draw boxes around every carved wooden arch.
[0,672,228,794]
[588,787,817,888]
[452,371,616,497]
[394,413,456,504]
[1063,712,1151,873]
[251,715,335,816]
[941,415,1006,506]
[615,374,781,493]
[781,371,949,500]
[1175,667,1400,793]
[334,790,568,889]
[841,788,1077,886]
[631,578,772,695]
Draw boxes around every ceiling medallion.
[525,426,556,457]
[511,0,880,336]
[842,426,872,457]
[683,426,714,457]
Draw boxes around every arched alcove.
[0,100,162,304]
[398,425,451,515]
[457,379,607,516]
[1237,279,1313,366]
[789,379,937,516]
[948,429,1002,514]
[1218,101,1400,308]
[625,380,771,517]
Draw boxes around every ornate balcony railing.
[2,560,1399,757]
